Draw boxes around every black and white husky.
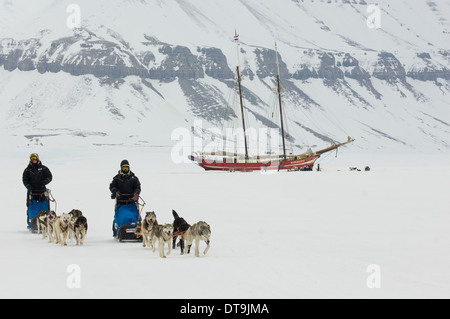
[73,216,88,245]
[68,209,83,241]
[46,211,57,243]
[35,210,49,238]
[135,211,158,248]
[151,224,174,258]
[172,209,190,254]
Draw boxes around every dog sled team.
[135,210,211,258]
[23,153,88,246]
[34,209,88,246]
[23,153,211,258]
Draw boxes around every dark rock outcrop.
[254,47,289,79]
[150,45,204,81]
[318,52,344,82]
[197,47,234,80]
[372,52,407,84]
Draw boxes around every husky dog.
[151,224,174,258]
[136,211,158,248]
[46,211,57,243]
[73,216,88,245]
[172,209,190,254]
[182,221,211,257]
[69,209,83,217]
[35,210,49,237]
[54,213,71,246]
[68,209,83,240]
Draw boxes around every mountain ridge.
[0,0,449,154]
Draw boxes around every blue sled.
[27,200,49,231]
[113,203,142,242]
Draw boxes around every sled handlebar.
[115,193,146,205]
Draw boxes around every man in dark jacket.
[22,153,53,206]
[109,160,141,202]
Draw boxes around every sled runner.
[112,194,145,242]
[27,190,53,233]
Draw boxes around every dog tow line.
[172,230,187,238]
[135,196,146,239]
[47,189,57,213]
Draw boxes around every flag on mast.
[234,29,239,41]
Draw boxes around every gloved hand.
[111,193,116,199]
[131,193,139,201]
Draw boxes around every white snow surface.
[1,146,449,299]
[0,0,449,299]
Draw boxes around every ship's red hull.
[194,155,319,172]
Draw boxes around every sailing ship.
[189,35,354,172]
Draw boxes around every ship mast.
[275,42,287,160]
[236,66,249,160]
[235,30,249,160]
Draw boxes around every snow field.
[1,147,449,298]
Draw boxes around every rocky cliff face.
[0,0,449,152]
[2,29,448,87]
[1,27,449,149]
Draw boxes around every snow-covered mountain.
[1,0,450,154]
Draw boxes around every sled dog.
[151,223,174,258]
[46,210,57,243]
[181,221,211,257]
[73,216,88,245]
[54,213,71,246]
[35,210,49,237]
[69,209,83,218]
[134,211,158,248]
[172,209,190,254]
[68,209,83,241]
